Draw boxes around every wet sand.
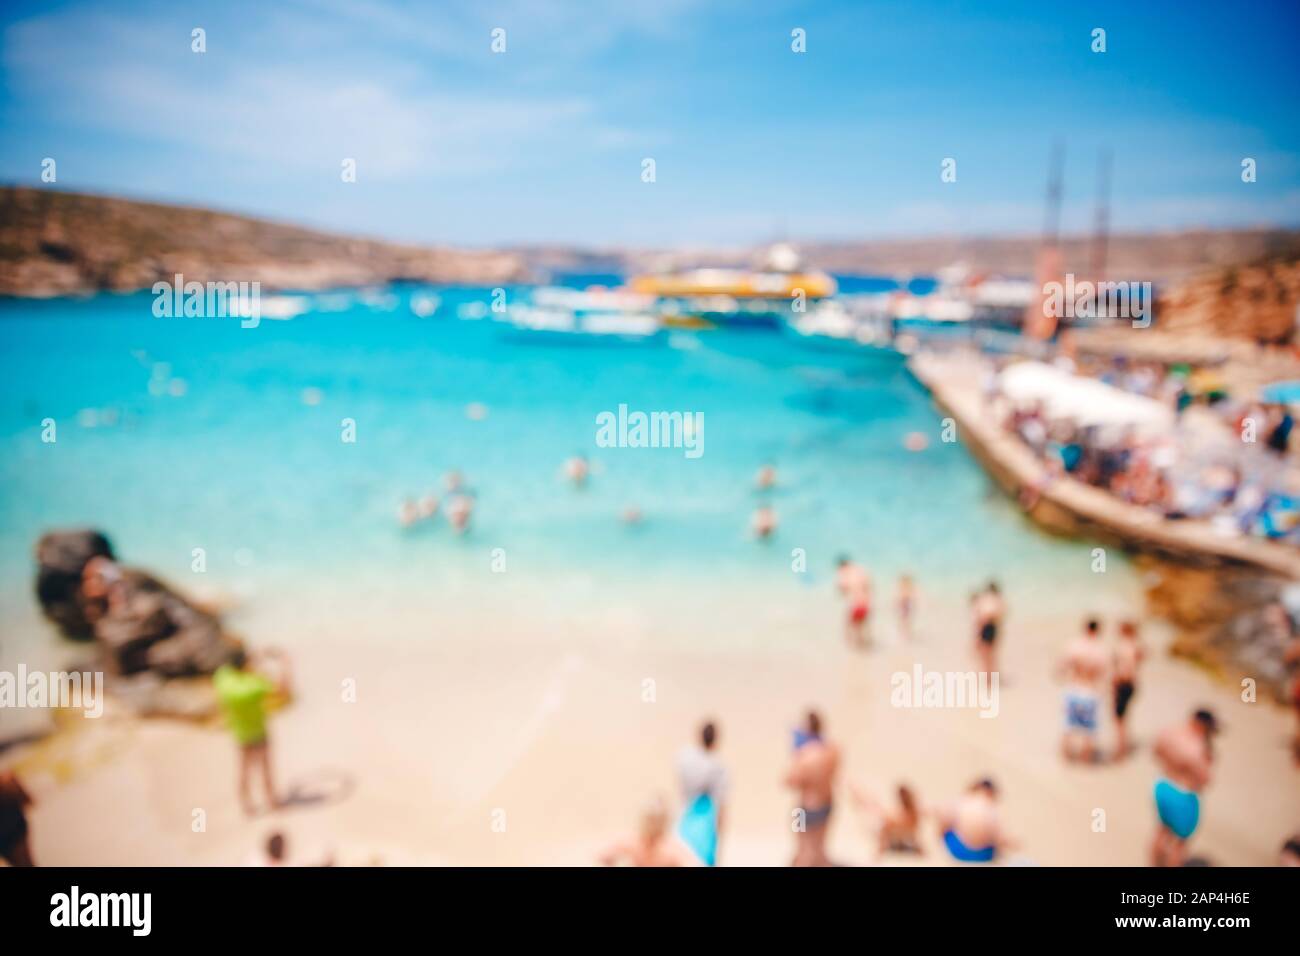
[6,581,1297,867]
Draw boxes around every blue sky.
[2,0,1298,246]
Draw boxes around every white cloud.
[2,0,655,180]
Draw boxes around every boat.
[627,243,836,328]
[782,300,902,362]
[496,287,665,344]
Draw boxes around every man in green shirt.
[213,647,291,815]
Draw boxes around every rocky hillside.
[0,187,528,296]
[1155,254,1300,344]
[798,229,1300,286]
[518,229,1300,286]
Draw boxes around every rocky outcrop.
[34,529,241,679]
[1156,257,1300,344]
[34,529,114,640]
[1141,558,1294,700]
[0,186,529,297]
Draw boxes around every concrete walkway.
[909,351,1300,581]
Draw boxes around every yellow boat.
[629,269,836,299]
[626,244,836,327]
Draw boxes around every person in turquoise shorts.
[1152,708,1218,866]
[213,647,292,815]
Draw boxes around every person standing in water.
[1152,709,1218,867]
[1112,619,1146,759]
[446,492,474,534]
[213,647,292,815]
[563,454,589,487]
[784,710,841,867]
[675,720,728,866]
[836,556,872,648]
[1058,618,1108,763]
[971,581,1004,673]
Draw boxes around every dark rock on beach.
[34,529,242,683]
[1142,557,1295,701]
[34,529,114,639]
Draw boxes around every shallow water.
[0,284,1135,667]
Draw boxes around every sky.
[1,0,1298,247]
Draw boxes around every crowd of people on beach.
[5,446,1299,869]
[593,698,1260,869]
[219,445,1300,868]
[990,352,1300,545]
[596,712,1020,868]
[588,544,1299,868]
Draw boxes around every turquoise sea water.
[0,283,1130,664]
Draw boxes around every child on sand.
[213,647,292,815]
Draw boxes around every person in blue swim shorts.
[1152,708,1218,867]
[1058,618,1108,763]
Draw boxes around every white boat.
[498,287,664,343]
[783,301,900,358]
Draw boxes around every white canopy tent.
[997,361,1174,434]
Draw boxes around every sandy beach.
[8,576,1297,867]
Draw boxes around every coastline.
[3,295,1297,866]
[908,350,1300,578]
[8,590,1297,866]
[908,349,1299,699]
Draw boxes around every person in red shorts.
[836,555,872,649]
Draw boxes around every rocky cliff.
[0,186,528,297]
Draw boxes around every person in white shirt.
[675,721,728,864]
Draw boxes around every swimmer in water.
[755,463,777,490]
[621,505,643,526]
[752,504,777,540]
[564,455,590,487]
[836,555,872,648]
[416,494,439,520]
[446,493,474,534]
[397,498,419,528]
[443,469,464,493]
